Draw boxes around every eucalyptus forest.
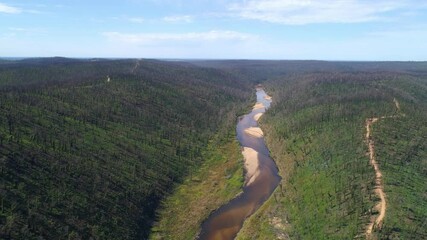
[0,58,426,240]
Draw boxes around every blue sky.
[1,0,426,60]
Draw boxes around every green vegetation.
[0,59,252,239]
[150,133,244,240]
[236,71,427,239]
[370,78,427,239]
[1,59,426,239]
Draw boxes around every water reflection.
[197,88,281,240]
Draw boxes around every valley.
[0,58,426,240]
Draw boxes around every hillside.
[1,59,426,239]
[235,70,427,239]
[145,61,427,239]
[0,58,253,239]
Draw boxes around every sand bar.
[241,147,260,186]
[253,113,263,121]
[253,102,264,110]
[244,127,264,138]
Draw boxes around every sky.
[1,0,427,60]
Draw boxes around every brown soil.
[365,117,386,237]
[365,98,402,238]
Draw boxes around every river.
[197,87,281,240]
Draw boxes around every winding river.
[197,87,281,240]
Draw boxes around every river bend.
[197,87,281,240]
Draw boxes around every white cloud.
[0,3,22,14]
[100,30,260,59]
[8,27,47,34]
[0,3,46,14]
[0,32,16,40]
[24,9,45,14]
[128,17,145,23]
[228,0,416,25]
[162,15,193,23]
[103,30,256,44]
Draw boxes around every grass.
[238,114,375,239]
[150,133,244,240]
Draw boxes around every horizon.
[1,1,427,61]
[1,56,427,63]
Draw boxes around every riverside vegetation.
[150,61,427,239]
[0,58,253,239]
[236,70,427,239]
[1,58,426,239]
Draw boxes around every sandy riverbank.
[242,147,261,186]
[244,127,264,138]
[253,113,263,121]
[253,103,264,110]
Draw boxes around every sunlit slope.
[0,59,252,239]
[237,71,427,239]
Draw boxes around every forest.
[235,67,427,239]
[1,58,426,239]
[0,58,254,239]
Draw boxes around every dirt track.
[365,99,402,238]
[365,117,386,236]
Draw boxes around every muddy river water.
[197,87,281,240]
